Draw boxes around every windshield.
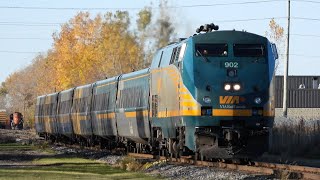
[233,44,265,57]
[195,44,228,57]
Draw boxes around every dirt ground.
[0,129,114,166]
[1,129,319,180]
[0,130,263,180]
[0,129,157,180]
[0,129,50,167]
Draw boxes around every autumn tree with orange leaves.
[266,18,285,74]
[51,11,144,90]
[2,1,177,127]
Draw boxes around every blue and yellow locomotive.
[35,24,278,159]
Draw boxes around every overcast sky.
[0,0,319,83]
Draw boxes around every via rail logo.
[220,96,240,104]
[219,96,246,104]
[219,96,246,108]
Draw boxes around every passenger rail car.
[57,88,74,139]
[35,24,278,159]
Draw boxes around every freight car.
[0,110,8,129]
[35,24,278,159]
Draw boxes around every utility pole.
[283,0,291,117]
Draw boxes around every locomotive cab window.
[195,44,228,57]
[233,44,265,57]
[170,46,181,64]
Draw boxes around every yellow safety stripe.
[263,110,274,117]
[212,109,252,117]
[96,112,116,119]
[180,94,193,100]
[180,101,198,107]
[180,110,201,116]
[124,110,148,118]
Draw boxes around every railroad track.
[128,153,320,180]
[52,142,320,179]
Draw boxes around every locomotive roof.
[192,30,267,42]
[158,30,267,52]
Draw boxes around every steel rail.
[128,153,320,180]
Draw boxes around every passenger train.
[35,23,278,159]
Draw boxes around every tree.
[154,0,176,49]
[0,82,8,109]
[136,7,152,67]
[2,7,177,129]
[266,18,285,74]
[31,53,57,95]
[50,11,144,89]
[52,12,103,89]
[135,1,177,66]
[97,11,143,76]
[4,68,36,127]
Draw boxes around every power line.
[0,0,284,11]
[0,34,319,41]
[0,22,60,27]
[0,21,60,25]
[291,33,320,38]
[0,50,318,58]
[290,54,320,58]
[293,0,320,4]
[166,0,284,8]
[2,15,320,28]
[0,37,51,40]
[0,34,317,40]
[0,17,289,27]
[0,34,316,40]
[292,17,320,21]
[280,53,320,58]
[0,51,41,54]
[219,17,320,22]
[217,17,287,23]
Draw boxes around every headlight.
[233,84,241,91]
[224,84,231,91]
[254,97,262,104]
[203,96,211,103]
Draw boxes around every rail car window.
[233,44,265,57]
[119,87,144,108]
[72,97,89,113]
[93,93,111,111]
[195,44,228,57]
[44,103,56,116]
[50,103,56,115]
[58,100,72,114]
[118,84,149,109]
[170,47,181,64]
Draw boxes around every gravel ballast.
[1,129,271,179]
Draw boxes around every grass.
[0,143,35,151]
[0,142,160,180]
[0,143,55,154]
[0,157,159,180]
